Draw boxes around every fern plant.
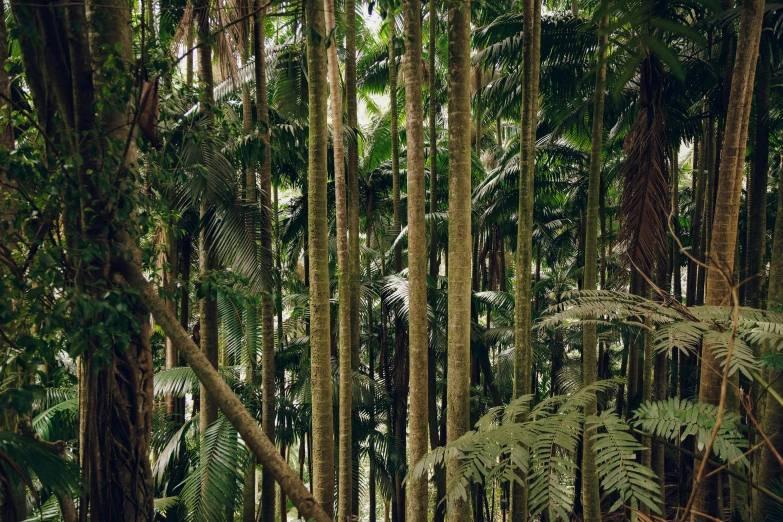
[408,379,663,518]
[632,397,748,466]
[539,290,783,379]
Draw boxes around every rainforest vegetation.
[2,0,783,520]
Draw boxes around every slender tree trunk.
[323,0,352,518]
[242,15,257,518]
[754,157,783,521]
[427,7,445,520]
[580,14,608,522]
[746,38,770,309]
[671,148,682,301]
[389,14,401,273]
[688,121,708,307]
[164,224,181,422]
[388,16,406,520]
[694,0,765,518]
[304,0,335,515]
[428,1,439,281]
[698,126,717,306]
[404,0,428,520]
[251,5,277,522]
[345,0,362,510]
[446,2,473,522]
[511,0,541,517]
[195,0,219,437]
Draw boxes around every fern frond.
[633,398,748,466]
[588,412,662,514]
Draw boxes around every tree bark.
[403,0,428,520]
[446,2,473,521]
[694,0,765,518]
[305,0,335,515]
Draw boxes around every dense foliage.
[1,0,783,521]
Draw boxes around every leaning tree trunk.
[305,0,335,516]
[323,0,352,518]
[581,13,609,522]
[511,0,541,517]
[446,2,473,522]
[753,157,783,521]
[116,240,333,522]
[403,0,428,520]
[693,0,765,519]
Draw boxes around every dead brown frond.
[617,56,669,280]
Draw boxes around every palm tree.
[694,0,765,519]
[304,0,335,516]
[580,10,609,521]
[446,1,473,521]
[402,0,428,520]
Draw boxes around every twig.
[742,394,783,468]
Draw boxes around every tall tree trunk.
[446,2,473,521]
[511,0,541,517]
[389,14,401,273]
[580,13,608,522]
[404,0,428,520]
[345,0,362,509]
[698,127,717,306]
[323,0,352,518]
[242,12,257,518]
[694,0,765,519]
[165,226,182,422]
[753,157,783,521]
[387,15,405,520]
[253,4,277,521]
[671,148,682,301]
[305,0,335,515]
[427,7,445,519]
[746,37,770,309]
[195,0,219,437]
[428,1,439,282]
